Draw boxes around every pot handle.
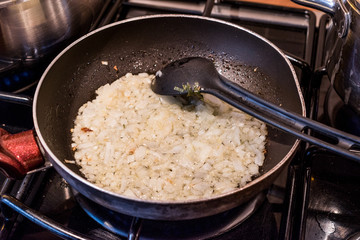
[292,0,350,38]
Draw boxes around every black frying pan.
[33,15,303,220]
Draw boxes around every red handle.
[0,129,43,179]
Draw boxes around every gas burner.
[75,191,272,239]
[0,59,52,93]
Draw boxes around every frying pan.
[29,14,304,220]
[6,15,305,220]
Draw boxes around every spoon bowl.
[152,57,219,96]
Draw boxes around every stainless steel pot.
[293,0,360,114]
[0,0,104,73]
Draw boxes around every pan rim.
[33,14,305,205]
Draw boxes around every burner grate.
[0,1,319,239]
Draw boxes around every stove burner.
[0,68,39,93]
[0,57,53,93]
[75,191,267,239]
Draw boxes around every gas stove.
[1,1,359,240]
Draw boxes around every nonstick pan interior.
[33,15,304,219]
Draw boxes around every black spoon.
[151,57,360,162]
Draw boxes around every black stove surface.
[305,149,360,240]
[3,1,357,240]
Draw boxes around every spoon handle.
[206,75,360,162]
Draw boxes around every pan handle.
[0,91,44,179]
[0,129,43,179]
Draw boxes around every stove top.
[303,148,360,240]
[1,1,359,240]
